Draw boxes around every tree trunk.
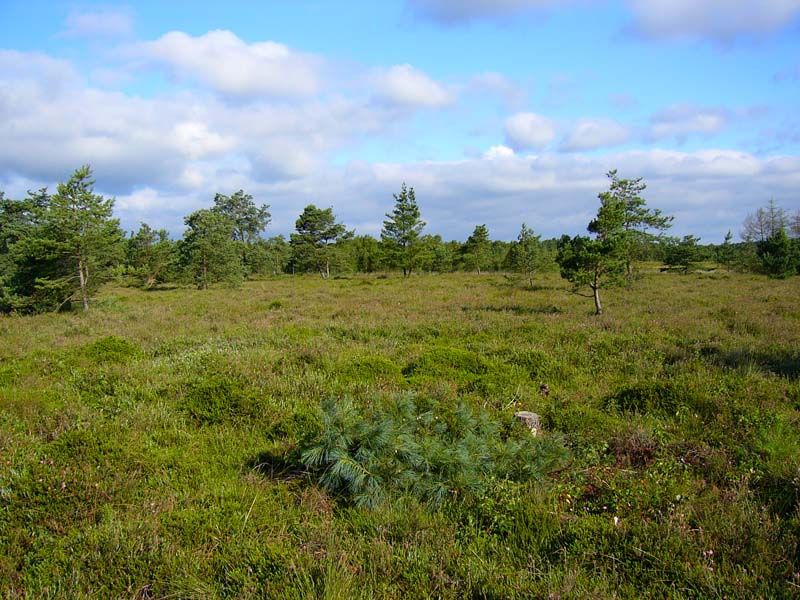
[77,257,89,311]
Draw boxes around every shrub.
[182,373,255,424]
[299,394,569,508]
[84,336,141,363]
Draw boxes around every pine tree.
[212,189,271,243]
[461,224,491,273]
[381,183,425,277]
[600,170,672,279]
[12,167,124,312]
[512,223,546,287]
[757,227,797,278]
[557,186,626,315]
[664,235,701,274]
[716,230,735,271]
[181,209,243,289]
[127,223,176,287]
[290,205,352,278]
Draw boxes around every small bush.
[604,380,712,416]
[403,347,488,378]
[339,355,403,383]
[182,373,255,424]
[299,394,569,508]
[84,336,141,363]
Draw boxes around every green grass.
[1,271,799,598]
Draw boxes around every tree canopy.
[290,205,352,278]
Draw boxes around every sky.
[0,0,798,242]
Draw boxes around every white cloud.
[484,145,516,159]
[1,49,798,245]
[504,112,556,150]
[648,104,728,141]
[139,30,321,97]
[62,8,135,38]
[626,0,800,41]
[561,118,630,151]
[172,122,235,159]
[373,64,453,107]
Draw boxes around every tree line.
[0,166,798,315]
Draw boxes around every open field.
[1,271,799,598]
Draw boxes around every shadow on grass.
[247,449,308,481]
[702,346,800,379]
[465,304,563,316]
[142,285,182,292]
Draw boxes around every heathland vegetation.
[0,166,799,597]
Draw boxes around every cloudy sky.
[1,1,798,241]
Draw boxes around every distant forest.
[1,165,798,315]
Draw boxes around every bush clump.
[299,394,569,508]
[84,335,141,363]
[403,347,488,378]
[604,380,711,416]
[182,373,255,424]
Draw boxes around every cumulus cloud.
[504,112,556,150]
[647,104,728,142]
[1,48,797,245]
[62,8,135,38]
[484,145,516,159]
[372,64,453,107]
[406,0,580,24]
[626,0,800,41]
[561,118,630,151]
[0,50,379,193]
[138,30,321,97]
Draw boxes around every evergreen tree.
[181,209,243,289]
[246,235,291,276]
[381,183,425,277]
[600,170,672,278]
[212,190,271,243]
[127,223,176,287]
[290,205,352,278]
[11,167,124,312]
[663,235,701,274]
[557,187,626,315]
[461,224,491,273]
[512,223,546,286]
[716,230,736,271]
[349,235,382,273]
[757,228,797,278]
[0,190,46,311]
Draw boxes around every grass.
[0,270,799,598]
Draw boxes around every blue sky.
[1,0,798,241]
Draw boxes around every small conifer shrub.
[299,394,569,508]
